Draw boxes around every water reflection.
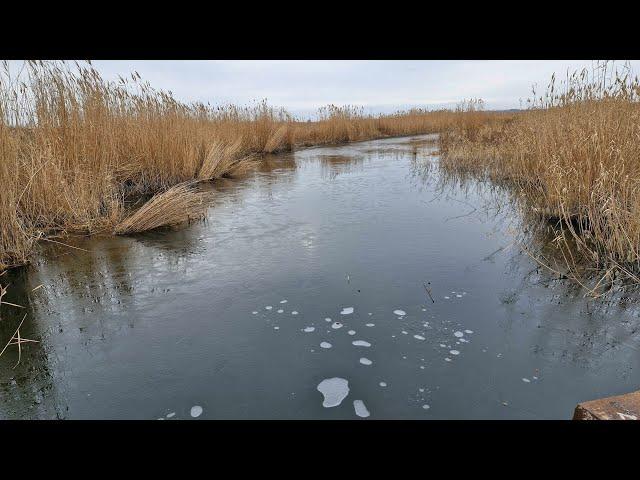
[1,134,640,419]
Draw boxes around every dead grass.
[440,62,640,284]
[114,182,207,235]
[0,61,465,269]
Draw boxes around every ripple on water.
[359,357,373,365]
[341,307,354,315]
[317,378,349,408]
[353,400,370,418]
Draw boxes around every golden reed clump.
[0,61,460,270]
[440,62,640,285]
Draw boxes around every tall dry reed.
[441,62,640,286]
[0,60,457,270]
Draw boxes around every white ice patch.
[190,405,203,418]
[393,310,406,316]
[401,331,408,335]
[320,342,332,349]
[379,382,387,387]
[303,327,315,333]
[331,322,343,330]
[166,412,175,418]
[456,295,462,298]
[439,344,446,348]
[325,318,332,322]
[359,357,373,365]
[464,329,473,334]
[449,350,460,355]
[265,306,273,310]
[453,331,464,338]
[422,404,430,410]
[348,330,356,335]
[522,378,531,383]
[352,340,371,347]
[444,296,450,300]
[280,300,288,304]
[252,311,258,315]
[444,358,452,362]
[277,309,284,313]
[366,323,375,327]
[341,307,354,315]
[317,378,350,408]
[353,400,370,418]
[274,326,280,330]
[291,311,299,315]
[414,335,425,341]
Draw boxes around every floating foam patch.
[353,400,370,418]
[317,378,350,408]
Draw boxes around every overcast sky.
[18,60,640,118]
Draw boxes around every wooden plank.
[573,390,640,420]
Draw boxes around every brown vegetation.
[0,61,464,270]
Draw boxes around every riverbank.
[439,65,640,289]
[1,61,476,271]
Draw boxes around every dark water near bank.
[2,135,640,419]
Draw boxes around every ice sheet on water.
[190,406,203,418]
[379,382,387,387]
[352,340,371,347]
[291,311,299,315]
[341,307,354,315]
[317,378,349,408]
[331,322,343,329]
[348,330,356,335]
[303,327,315,332]
[277,309,284,313]
[366,323,375,327]
[464,329,473,334]
[449,350,460,355]
[359,357,373,365]
[454,331,464,338]
[353,400,370,418]
[414,335,425,340]
[280,300,288,304]
[320,342,332,349]
[265,306,273,310]
[393,310,406,316]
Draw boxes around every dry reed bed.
[0,61,463,270]
[440,65,640,286]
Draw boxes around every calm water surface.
[2,135,640,419]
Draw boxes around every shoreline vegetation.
[0,61,466,270]
[2,60,640,293]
